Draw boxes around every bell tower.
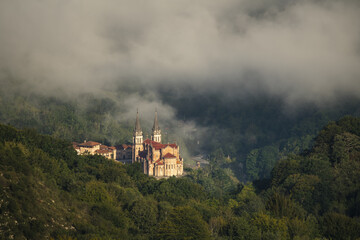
[132,109,144,163]
[151,110,161,143]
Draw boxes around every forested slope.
[1,117,360,239]
[268,116,360,239]
[1,81,360,182]
[0,124,210,239]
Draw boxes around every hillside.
[1,117,360,239]
[0,124,210,239]
[1,84,360,182]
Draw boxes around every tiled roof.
[163,153,176,159]
[159,143,178,149]
[143,139,154,144]
[167,144,178,148]
[79,141,101,147]
[153,144,164,150]
[143,138,178,150]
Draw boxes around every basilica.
[132,110,184,177]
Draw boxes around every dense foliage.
[1,116,360,239]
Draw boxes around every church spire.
[135,109,142,133]
[152,109,160,132]
[133,109,143,163]
[151,109,161,143]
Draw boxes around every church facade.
[132,110,184,177]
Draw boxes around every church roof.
[143,139,155,144]
[165,144,178,149]
[143,139,178,149]
[163,153,176,159]
[154,144,165,150]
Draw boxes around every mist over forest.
[1,0,360,239]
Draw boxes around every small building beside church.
[73,141,117,160]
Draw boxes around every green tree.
[224,216,261,240]
[130,197,158,233]
[155,206,211,240]
[229,183,265,216]
[322,212,360,240]
[252,212,289,240]
[246,149,260,180]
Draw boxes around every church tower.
[151,110,161,143]
[132,110,144,163]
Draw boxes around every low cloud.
[0,0,359,106]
